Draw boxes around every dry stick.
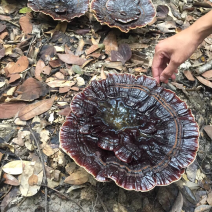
[27,124,48,212]
[42,184,85,212]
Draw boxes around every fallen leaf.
[58,107,71,116]
[41,143,55,156]
[156,5,169,20]
[75,39,85,56]
[170,191,183,212]
[8,74,21,83]
[104,61,123,71]
[103,31,118,56]
[28,174,38,186]
[207,192,212,206]
[0,47,5,59]
[183,70,195,81]
[64,167,89,185]
[15,78,48,101]
[3,173,20,186]
[196,76,212,88]
[7,56,29,74]
[35,59,45,81]
[85,44,104,55]
[194,205,212,212]
[1,188,18,212]
[19,161,43,197]
[2,160,23,175]
[111,44,132,65]
[203,125,212,139]
[40,45,56,62]
[47,79,75,88]
[18,97,55,120]
[190,49,202,60]
[49,59,63,68]
[19,13,32,34]
[0,102,26,119]
[76,77,85,86]
[202,70,212,80]
[58,54,87,65]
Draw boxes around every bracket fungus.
[91,0,156,32]
[60,74,199,192]
[27,0,89,22]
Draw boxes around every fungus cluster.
[27,0,156,32]
[60,74,199,192]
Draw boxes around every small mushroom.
[60,74,199,191]
[91,0,156,32]
[27,0,89,22]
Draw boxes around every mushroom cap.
[27,0,89,22]
[90,0,156,32]
[60,74,199,192]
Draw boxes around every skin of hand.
[152,10,212,84]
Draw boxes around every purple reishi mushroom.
[60,74,199,192]
[91,0,156,32]
[27,0,89,22]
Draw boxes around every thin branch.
[27,124,48,212]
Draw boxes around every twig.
[42,184,85,212]
[26,35,36,56]
[27,124,48,212]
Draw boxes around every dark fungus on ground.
[90,0,156,32]
[27,0,89,22]
[60,74,199,192]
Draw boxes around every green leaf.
[72,65,83,75]
[19,7,32,14]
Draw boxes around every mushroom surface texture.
[90,0,156,32]
[60,74,199,192]
[27,0,89,22]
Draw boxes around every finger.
[152,53,164,79]
[171,74,176,80]
[160,60,179,83]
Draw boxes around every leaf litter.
[0,0,211,211]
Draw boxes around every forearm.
[189,10,212,44]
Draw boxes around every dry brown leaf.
[58,54,87,65]
[183,70,195,81]
[0,102,26,119]
[196,76,212,88]
[134,67,147,73]
[28,174,38,186]
[18,97,55,121]
[59,86,71,93]
[128,43,148,49]
[190,49,202,60]
[0,14,12,21]
[70,86,80,91]
[0,31,8,40]
[58,106,71,116]
[202,70,212,80]
[15,78,48,101]
[42,65,51,75]
[49,59,63,68]
[103,31,118,56]
[7,56,29,74]
[19,13,33,35]
[35,59,45,81]
[41,143,55,156]
[104,61,123,71]
[207,192,212,206]
[8,74,21,83]
[203,125,212,139]
[55,72,64,79]
[85,44,100,55]
[75,39,85,56]
[20,161,43,197]
[101,67,107,79]
[3,173,20,186]
[0,152,3,162]
[64,167,89,185]
[47,79,75,88]
[194,205,212,212]
[1,188,18,212]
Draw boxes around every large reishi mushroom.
[60,74,199,192]
[27,0,89,22]
[91,0,156,32]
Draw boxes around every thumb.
[160,60,179,83]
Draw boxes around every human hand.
[152,28,202,84]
